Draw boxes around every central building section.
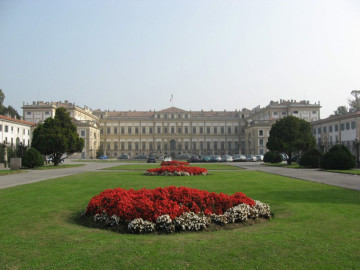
[94,107,249,158]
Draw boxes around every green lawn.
[326,169,360,175]
[0,170,359,269]
[0,170,26,176]
[264,163,301,168]
[31,164,85,170]
[103,163,243,171]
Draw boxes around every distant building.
[311,111,360,155]
[22,101,100,159]
[0,115,35,147]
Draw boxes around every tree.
[0,89,4,105]
[348,90,360,112]
[266,116,315,164]
[333,105,348,116]
[31,107,84,165]
[0,89,20,119]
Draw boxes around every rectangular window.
[128,127,132,134]
[228,142,231,150]
[185,127,188,134]
[192,142,196,150]
[107,143,110,151]
[100,128,103,134]
[178,127,182,134]
[323,127,327,133]
[200,141,204,150]
[114,142,118,150]
[259,130,264,136]
[5,125,8,132]
[45,111,50,115]
[221,126,224,134]
[235,127,239,134]
[341,123,344,131]
[107,128,111,134]
[0,125,2,131]
[164,114,168,119]
[149,127,153,134]
[121,127,125,134]
[313,128,316,135]
[135,142,139,150]
[214,141,218,150]
[221,142,225,150]
[128,142,132,150]
[329,126,333,133]
[121,142,125,150]
[142,142,146,150]
[171,114,174,119]
[335,125,338,132]
[164,127,168,134]
[207,142,211,150]
[318,128,321,134]
[282,111,287,115]
[259,139,264,146]
[192,127,196,134]
[200,127,203,134]
[293,111,298,114]
[207,127,210,134]
[273,112,278,116]
[157,127,161,134]
[113,128,117,134]
[142,127,146,134]
[135,127,139,134]
[185,114,188,119]
[81,130,86,136]
[312,111,317,114]
[351,121,356,129]
[214,127,217,134]
[171,127,175,134]
[27,111,31,115]
[228,127,231,134]
[346,122,350,130]
[149,142,153,150]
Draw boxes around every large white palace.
[19,99,321,158]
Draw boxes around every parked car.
[245,155,257,162]
[211,155,222,162]
[188,155,201,163]
[117,154,130,159]
[255,155,264,161]
[233,154,247,162]
[176,154,190,160]
[290,155,300,163]
[280,153,288,161]
[221,155,233,162]
[98,155,109,160]
[163,156,172,162]
[147,155,156,163]
[201,156,211,162]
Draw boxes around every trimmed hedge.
[263,151,282,163]
[321,144,355,170]
[299,148,322,168]
[22,148,44,168]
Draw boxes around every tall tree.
[0,89,20,119]
[31,107,84,165]
[333,105,348,116]
[266,116,315,164]
[348,90,360,112]
[0,89,5,105]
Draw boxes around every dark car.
[117,154,129,159]
[98,155,108,160]
[147,155,156,163]
[201,156,211,162]
[188,156,200,163]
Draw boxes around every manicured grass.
[326,169,360,175]
[0,170,26,176]
[72,159,146,163]
[31,164,85,170]
[264,163,301,168]
[104,163,243,171]
[0,170,359,269]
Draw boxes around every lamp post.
[321,139,325,154]
[354,138,359,168]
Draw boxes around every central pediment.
[158,107,187,113]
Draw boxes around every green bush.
[299,148,322,168]
[22,148,44,168]
[321,144,355,170]
[263,151,282,163]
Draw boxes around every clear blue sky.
[1,0,359,118]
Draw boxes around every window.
[207,127,210,134]
[228,127,231,134]
[100,128,103,134]
[207,142,211,150]
[107,143,110,151]
[135,142,139,150]
[142,127,146,134]
[340,123,344,131]
[27,111,31,115]
[171,114,174,119]
[192,127,196,134]
[135,127,139,134]
[192,142,196,150]
[346,122,350,130]
[313,128,316,135]
[282,111,287,115]
[157,127,161,134]
[128,127,132,134]
[214,127,217,134]
[114,142,118,150]
[259,139,264,146]
[164,143,168,151]
[114,128,118,134]
[228,142,231,150]
[184,141,188,150]
[273,112,278,116]
[0,125,2,131]
[221,126,224,134]
[351,121,356,129]
[200,127,203,134]
[235,127,239,134]
[164,114,168,119]
[323,127,327,133]
[318,128,321,134]
[81,130,85,136]
[171,127,175,134]
[185,114,188,119]
[178,114,181,119]
[335,125,338,132]
[259,130,264,136]
[149,127,153,134]
[121,127,125,134]
[293,111,298,114]
[142,142,146,150]
[45,111,50,115]
[185,127,188,134]
[214,141,218,150]
[312,111,317,114]
[149,142,153,150]
[164,127,168,134]
[178,127,181,134]
[157,114,160,119]
[329,126,333,133]
[200,141,204,150]
[221,142,225,150]
[128,142,132,150]
[107,128,110,134]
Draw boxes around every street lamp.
[354,138,359,168]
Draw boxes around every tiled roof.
[0,115,36,126]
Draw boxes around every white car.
[163,156,172,162]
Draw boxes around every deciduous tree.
[32,107,84,165]
[266,116,315,164]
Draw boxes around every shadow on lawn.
[255,188,360,205]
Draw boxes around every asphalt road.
[0,161,360,191]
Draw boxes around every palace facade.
[22,99,321,158]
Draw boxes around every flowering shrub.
[161,160,190,166]
[83,186,271,233]
[145,165,208,176]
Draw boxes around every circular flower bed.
[82,186,271,234]
[144,165,208,176]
